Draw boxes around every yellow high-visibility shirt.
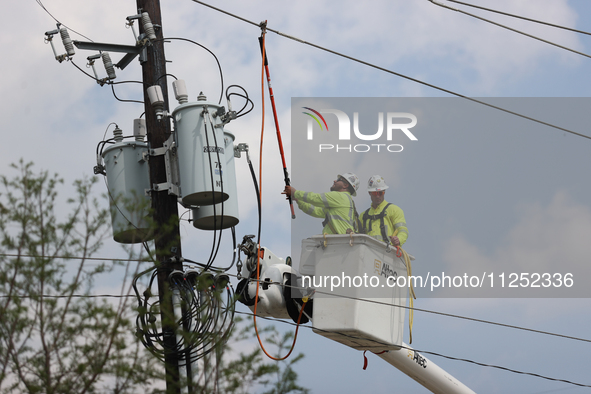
[294,190,358,234]
[361,200,408,245]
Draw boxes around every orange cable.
[253,29,305,360]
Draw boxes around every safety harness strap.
[361,203,392,243]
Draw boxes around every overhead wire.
[8,279,584,389]
[160,37,225,104]
[0,252,148,264]
[35,0,94,42]
[3,252,591,346]
[32,0,591,384]
[70,58,102,81]
[308,287,591,345]
[443,0,591,36]
[397,344,591,388]
[0,293,136,299]
[189,0,591,141]
[111,83,144,104]
[179,1,591,350]
[225,85,255,118]
[70,59,145,104]
[429,0,591,60]
[253,272,591,345]
[232,309,591,389]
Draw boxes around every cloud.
[442,191,591,297]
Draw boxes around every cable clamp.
[234,143,250,162]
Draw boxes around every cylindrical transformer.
[173,94,229,206]
[102,134,153,243]
[192,131,239,230]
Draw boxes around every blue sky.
[4,0,591,392]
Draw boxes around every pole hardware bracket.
[234,143,250,160]
[149,134,180,196]
[73,40,149,69]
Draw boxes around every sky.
[3,0,591,393]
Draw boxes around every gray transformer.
[102,132,154,243]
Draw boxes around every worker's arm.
[388,205,408,246]
[296,200,325,218]
[293,190,344,209]
[283,187,326,218]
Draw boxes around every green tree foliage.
[189,315,309,394]
[0,161,161,393]
[0,161,309,394]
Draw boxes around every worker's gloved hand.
[282,185,296,199]
[390,236,400,246]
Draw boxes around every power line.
[0,248,591,343]
[3,288,588,388]
[160,37,225,104]
[110,83,145,104]
[6,268,591,343]
[3,254,590,347]
[443,0,591,36]
[0,252,149,263]
[398,345,591,388]
[233,310,591,389]
[189,0,591,141]
[3,268,589,387]
[429,0,591,59]
[0,293,135,299]
[292,285,591,345]
[35,0,94,42]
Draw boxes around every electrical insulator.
[133,119,146,141]
[45,24,75,62]
[102,52,117,80]
[113,125,123,141]
[147,85,165,120]
[173,79,188,104]
[141,12,157,41]
[59,27,75,56]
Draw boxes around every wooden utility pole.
[135,1,184,392]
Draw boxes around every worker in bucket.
[360,175,408,246]
[282,172,360,234]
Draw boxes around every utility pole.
[135,0,184,392]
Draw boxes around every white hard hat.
[338,172,359,196]
[367,175,389,192]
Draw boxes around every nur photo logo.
[302,107,418,153]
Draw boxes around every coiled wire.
[133,265,235,364]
